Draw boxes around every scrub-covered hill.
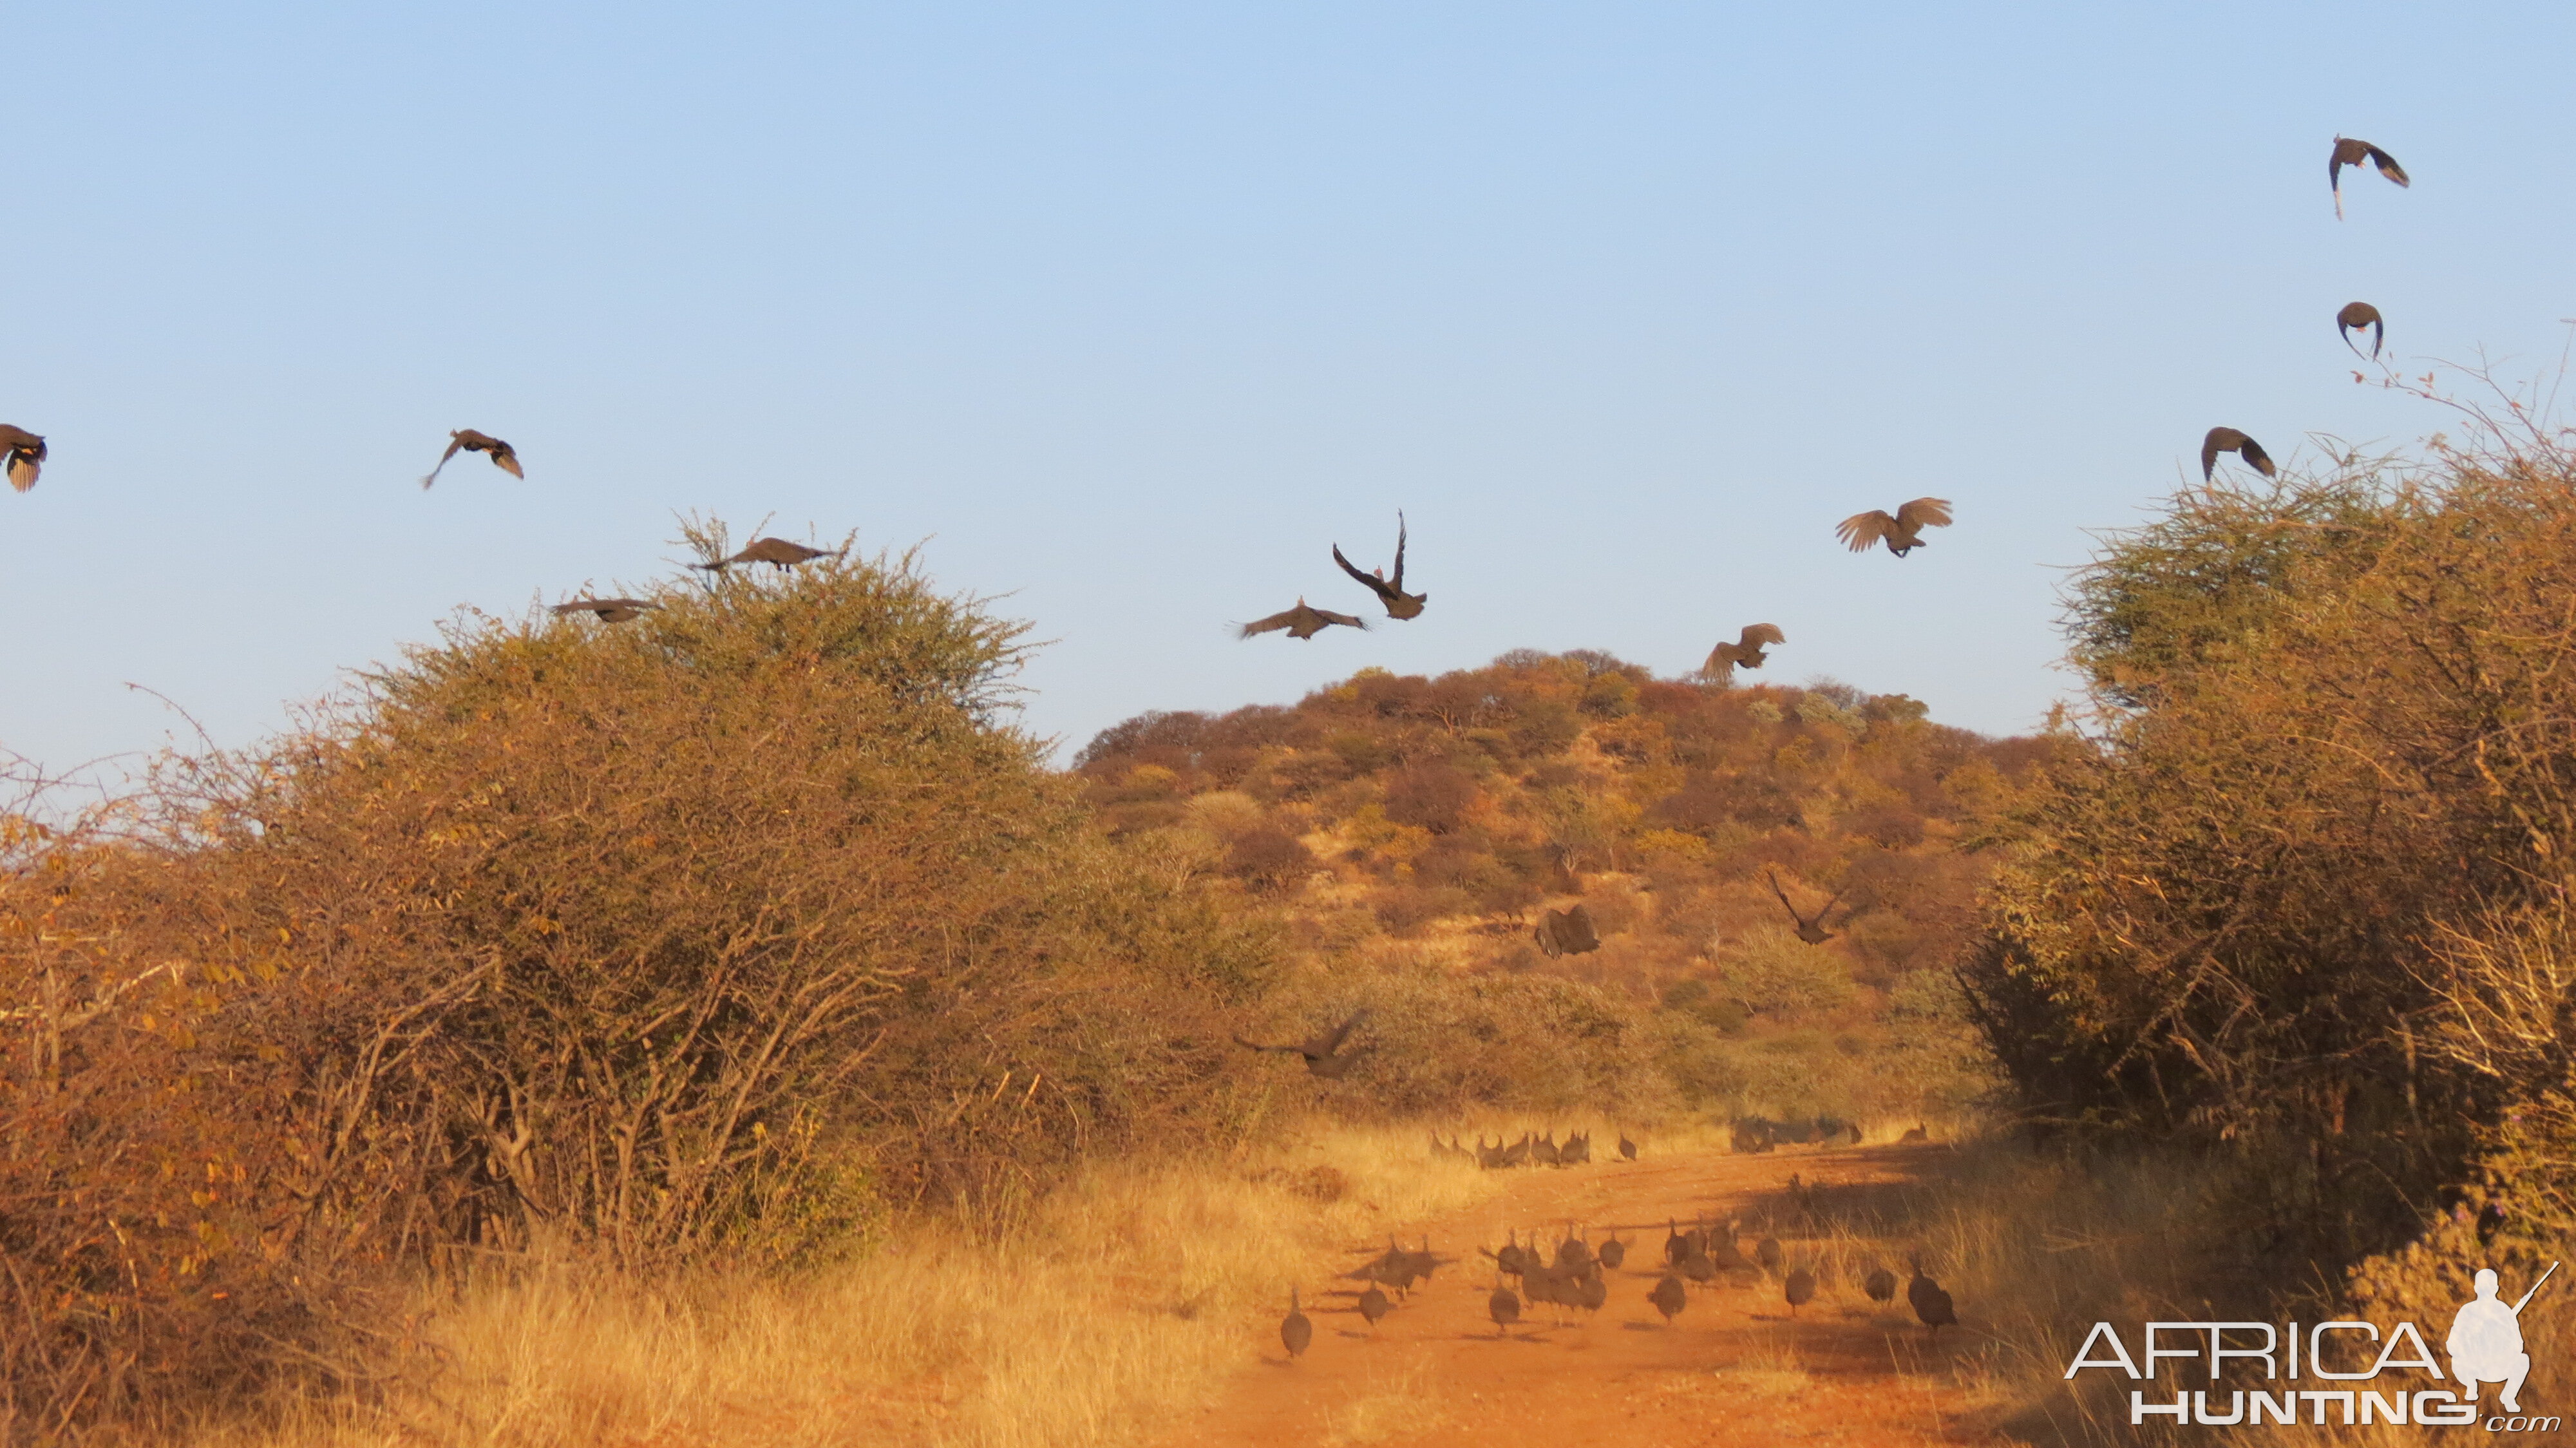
[1074,649,2052,1127]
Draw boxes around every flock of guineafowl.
[1233,133,2420,687]
[0,142,2413,674]
[1275,1145,1963,1364]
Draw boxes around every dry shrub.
[1260,967,1676,1118]
[0,528,1278,1436]
[1223,826,1314,891]
[1971,415,2576,1353]
[1381,761,1476,833]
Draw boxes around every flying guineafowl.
[692,537,846,573]
[421,428,522,488]
[2329,135,2408,220]
[1837,497,1953,557]
[0,424,44,492]
[1234,1009,1371,1079]
[1239,598,1368,641]
[1332,511,1427,620]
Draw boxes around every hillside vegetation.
[1074,649,2042,1129]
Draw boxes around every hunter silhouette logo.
[2063,1260,2559,1431]
[2450,1263,2553,1416]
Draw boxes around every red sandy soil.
[1164,1142,2019,1448]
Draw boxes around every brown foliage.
[1077,650,2030,1132]
[0,532,1277,1434]
[1973,426,2576,1270]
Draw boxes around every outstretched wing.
[2238,435,2277,477]
[2367,143,2409,187]
[1332,543,1398,602]
[489,441,526,479]
[422,434,465,490]
[1312,607,1369,631]
[1231,1034,1304,1056]
[6,455,35,493]
[2200,427,2235,482]
[1739,623,1786,649]
[1390,511,1408,591]
[1239,609,1299,639]
[1836,511,1895,552]
[1894,498,1953,531]
[1315,1008,1371,1057]
[1765,869,1808,925]
[1701,643,1741,678]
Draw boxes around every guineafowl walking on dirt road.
[1358,1283,1389,1335]
[1282,1288,1312,1360]
[1785,1266,1816,1317]
[1651,1273,1688,1326]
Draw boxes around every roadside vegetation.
[0,519,2016,1444]
[1958,411,2576,1436]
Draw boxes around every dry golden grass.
[196,1122,1503,1448]
[1782,1140,2256,1446]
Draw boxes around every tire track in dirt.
[1164,1143,2008,1448]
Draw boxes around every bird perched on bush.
[2329,135,2408,220]
[1233,1008,1370,1078]
[1332,511,1427,620]
[421,428,522,488]
[2201,428,2277,482]
[0,424,44,492]
[1836,498,1953,557]
[1239,598,1367,641]
[551,598,659,624]
[2337,301,2385,359]
[692,537,846,573]
[1701,624,1786,683]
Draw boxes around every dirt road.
[1164,1142,2009,1448]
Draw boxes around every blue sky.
[8,3,2575,775]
